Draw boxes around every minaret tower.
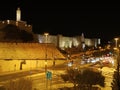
[81,33,85,50]
[81,33,85,43]
[16,7,21,21]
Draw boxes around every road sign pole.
[46,77,48,89]
[46,71,52,89]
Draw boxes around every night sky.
[0,3,120,44]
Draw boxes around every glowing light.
[68,62,72,67]
[45,61,47,65]
[44,32,49,43]
[7,20,10,24]
[16,21,18,26]
[16,7,21,21]
[114,38,119,48]
[2,21,5,24]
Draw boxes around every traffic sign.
[46,71,52,80]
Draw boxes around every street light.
[114,38,119,48]
[44,32,49,72]
[44,32,49,43]
[114,37,119,69]
[114,37,120,89]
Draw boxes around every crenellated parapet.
[0,20,32,32]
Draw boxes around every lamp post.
[114,38,119,69]
[114,38,120,89]
[44,32,49,73]
[114,38,119,48]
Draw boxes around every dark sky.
[0,3,120,44]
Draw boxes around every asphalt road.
[0,69,43,82]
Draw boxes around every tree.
[2,24,21,41]
[111,71,120,90]
[111,51,120,90]
[76,69,105,90]
[20,30,34,42]
[1,24,34,42]
[60,74,69,83]
[61,68,105,90]
[67,68,80,89]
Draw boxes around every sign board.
[46,71,52,80]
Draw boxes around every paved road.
[31,70,68,90]
[0,63,68,90]
[0,61,67,81]
[0,69,43,82]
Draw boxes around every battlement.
[0,20,32,31]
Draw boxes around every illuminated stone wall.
[0,43,65,59]
[37,34,57,46]
[37,34,100,50]
[0,59,64,72]
[57,35,81,50]
[85,38,95,47]
[85,38,101,48]
[0,43,65,73]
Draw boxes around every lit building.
[0,7,101,73]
